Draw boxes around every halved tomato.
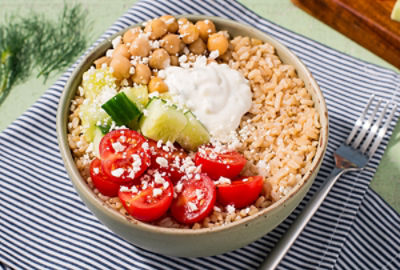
[118,173,173,222]
[99,129,151,183]
[171,174,216,224]
[147,140,188,184]
[195,147,246,179]
[90,158,121,197]
[216,176,264,208]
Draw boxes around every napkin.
[1,0,399,269]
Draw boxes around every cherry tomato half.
[119,174,173,222]
[216,176,264,208]
[195,147,247,179]
[90,158,121,197]
[147,140,188,184]
[171,174,216,224]
[99,129,151,183]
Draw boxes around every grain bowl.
[57,15,328,257]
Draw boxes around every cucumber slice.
[176,111,210,151]
[139,98,187,142]
[93,127,104,158]
[122,85,149,110]
[102,92,141,129]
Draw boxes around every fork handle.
[260,167,355,269]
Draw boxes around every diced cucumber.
[122,85,149,110]
[92,127,104,158]
[139,98,187,142]
[80,101,111,141]
[102,92,142,129]
[176,111,210,151]
[82,68,116,101]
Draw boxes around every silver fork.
[260,95,398,269]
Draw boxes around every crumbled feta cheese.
[152,188,163,197]
[111,168,124,177]
[129,66,135,74]
[175,181,183,193]
[187,202,198,212]
[226,204,235,214]
[183,46,190,55]
[142,142,149,151]
[213,206,221,212]
[195,189,204,200]
[178,54,187,64]
[214,177,231,185]
[209,50,219,59]
[112,36,122,48]
[158,70,166,79]
[163,181,169,189]
[156,157,168,168]
[112,141,126,153]
[106,49,114,57]
[154,171,165,184]
[120,186,130,192]
[156,140,163,148]
[127,154,142,179]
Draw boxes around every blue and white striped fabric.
[1,0,399,269]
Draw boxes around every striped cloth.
[1,0,399,269]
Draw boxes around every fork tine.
[360,101,388,154]
[368,103,398,157]
[346,95,375,145]
[352,98,382,148]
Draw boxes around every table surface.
[1,0,399,213]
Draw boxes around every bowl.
[57,15,328,257]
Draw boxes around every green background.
[1,0,399,212]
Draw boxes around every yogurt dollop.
[162,62,252,139]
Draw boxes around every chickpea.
[160,15,178,33]
[177,18,188,26]
[195,20,216,41]
[149,48,170,69]
[112,44,130,59]
[129,36,151,57]
[207,32,229,56]
[110,55,131,80]
[161,34,182,55]
[189,38,206,55]
[148,77,168,93]
[123,27,141,44]
[179,22,199,44]
[144,18,168,40]
[170,55,179,66]
[94,56,111,69]
[132,63,151,84]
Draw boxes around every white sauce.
[163,62,252,139]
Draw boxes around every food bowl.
[57,15,328,257]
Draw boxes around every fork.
[260,95,398,269]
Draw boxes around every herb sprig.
[0,3,90,105]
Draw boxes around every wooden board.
[292,0,400,69]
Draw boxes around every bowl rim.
[56,15,329,236]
